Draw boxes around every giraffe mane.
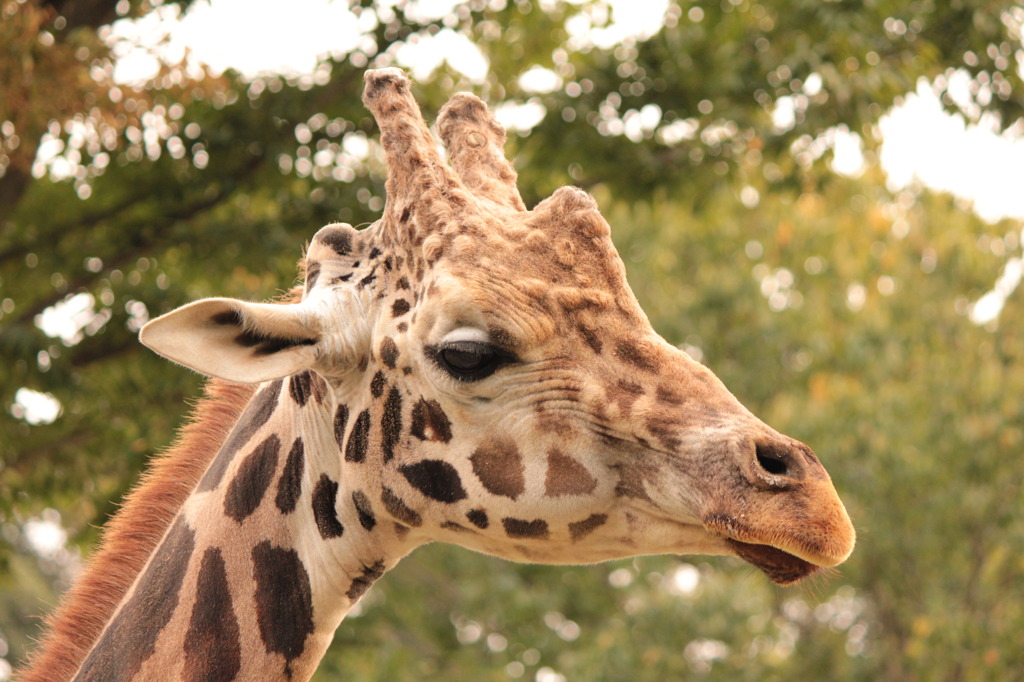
[17,378,255,681]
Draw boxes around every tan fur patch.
[422,233,445,264]
[523,230,548,249]
[553,287,613,311]
[554,239,576,268]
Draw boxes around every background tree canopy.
[3,0,1024,679]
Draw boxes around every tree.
[2,0,1023,678]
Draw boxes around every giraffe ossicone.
[22,68,855,682]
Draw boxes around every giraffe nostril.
[755,443,790,476]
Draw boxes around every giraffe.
[20,68,855,681]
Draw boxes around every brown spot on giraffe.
[381,386,403,462]
[252,541,315,676]
[502,517,550,539]
[370,370,386,398]
[441,520,476,533]
[333,404,349,449]
[470,438,525,499]
[645,415,684,451]
[312,474,344,539]
[544,448,598,497]
[345,560,386,602]
[399,460,467,503]
[224,434,281,523]
[316,224,353,256]
[466,509,489,529]
[655,383,685,406]
[392,299,411,317]
[183,547,241,682]
[197,379,281,492]
[410,397,452,443]
[352,490,377,531]
[345,410,370,463]
[380,337,400,369]
[276,437,305,514]
[569,513,608,541]
[289,370,325,406]
[614,340,659,373]
[381,486,423,527]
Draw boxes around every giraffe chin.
[725,539,819,585]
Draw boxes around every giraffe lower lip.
[726,539,819,585]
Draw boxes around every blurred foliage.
[2,0,1024,680]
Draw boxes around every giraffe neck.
[72,377,417,682]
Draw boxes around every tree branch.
[0,190,154,266]
[13,153,266,325]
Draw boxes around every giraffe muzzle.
[695,435,856,583]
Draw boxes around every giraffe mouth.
[702,514,822,585]
[724,539,819,585]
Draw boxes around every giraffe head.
[141,68,854,585]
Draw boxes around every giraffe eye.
[430,341,514,382]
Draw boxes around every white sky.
[880,79,1024,224]
[109,0,365,80]
[104,0,1024,222]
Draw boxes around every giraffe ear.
[139,298,320,384]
